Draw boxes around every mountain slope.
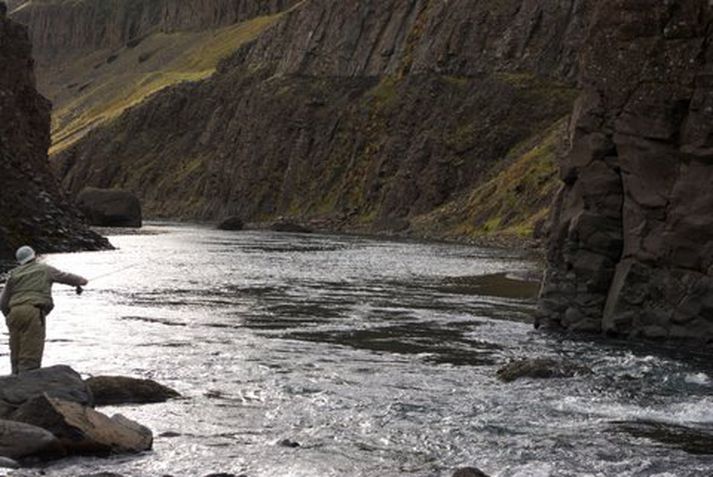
[52,0,590,237]
[10,0,299,152]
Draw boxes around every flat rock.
[0,365,93,418]
[11,395,152,455]
[496,358,591,383]
[0,419,59,459]
[86,375,180,406]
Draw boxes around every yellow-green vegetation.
[47,12,285,154]
[412,117,570,242]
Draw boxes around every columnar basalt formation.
[0,11,109,257]
[52,0,591,234]
[538,0,713,342]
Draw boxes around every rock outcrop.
[0,12,110,258]
[76,188,143,228]
[52,0,591,238]
[538,0,713,342]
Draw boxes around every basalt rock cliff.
[0,10,109,258]
[538,0,713,343]
[49,0,590,238]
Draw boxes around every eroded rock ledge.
[539,0,713,343]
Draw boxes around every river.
[2,224,713,477]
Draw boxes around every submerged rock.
[11,394,152,455]
[76,187,142,228]
[453,467,490,477]
[0,419,59,459]
[217,216,244,231]
[85,375,180,406]
[277,438,300,448]
[0,365,93,418]
[269,220,312,234]
[496,358,591,383]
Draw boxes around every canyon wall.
[0,10,109,258]
[10,0,299,56]
[538,0,713,342]
[52,0,590,235]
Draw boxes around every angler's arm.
[48,267,88,287]
[0,281,11,317]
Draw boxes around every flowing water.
[2,224,713,477]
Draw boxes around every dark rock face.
[217,216,244,231]
[496,358,591,383]
[53,0,591,233]
[76,187,143,228]
[0,15,110,258]
[0,365,93,418]
[86,375,180,405]
[538,1,713,342]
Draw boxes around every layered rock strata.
[0,11,109,258]
[53,0,591,233]
[539,0,713,342]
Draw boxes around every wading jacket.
[0,261,87,317]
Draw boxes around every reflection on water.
[1,223,712,477]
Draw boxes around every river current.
[2,224,713,477]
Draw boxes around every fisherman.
[0,246,88,374]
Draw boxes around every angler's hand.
[75,286,84,296]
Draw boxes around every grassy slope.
[410,117,570,244]
[45,13,284,154]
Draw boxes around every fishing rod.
[72,261,144,295]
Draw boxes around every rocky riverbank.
[0,366,178,466]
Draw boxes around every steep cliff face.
[9,0,299,152]
[54,0,589,236]
[539,0,713,342]
[0,12,109,258]
[10,0,298,55]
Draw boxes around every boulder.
[0,457,20,469]
[85,376,180,406]
[76,187,142,228]
[0,419,60,459]
[270,220,312,234]
[453,468,490,477]
[0,365,93,418]
[11,394,152,455]
[496,358,591,383]
[217,216,244,231]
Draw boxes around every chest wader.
[5,304,45,374]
